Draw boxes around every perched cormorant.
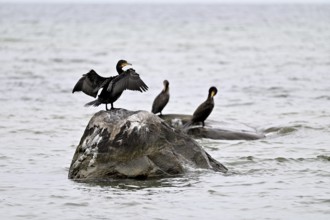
[72,60,148,110]
[152,80,170,115]
[185,86,217,127]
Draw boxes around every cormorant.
[151,80,170,115]
[185,86,217,127]
[72,60,148,110]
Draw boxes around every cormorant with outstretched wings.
[72,60,148,110]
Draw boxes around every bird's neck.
[163,86,169,93]
[207,94,214,101]
[116,66,124,74]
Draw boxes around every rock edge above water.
[160,114,265,140]
[68,109,227,180]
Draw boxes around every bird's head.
[163,80,169,88]
[116,60,132,73]
[163,80,169,92]
[209,86,218,98]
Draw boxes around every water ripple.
[1,4,330,220]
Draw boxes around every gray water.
[1,3,330,220]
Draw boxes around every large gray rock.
[68,109,227,180]
[160,114,265,140]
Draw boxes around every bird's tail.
[84,99,102,107]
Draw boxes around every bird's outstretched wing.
[107,68,148,95]
[72,69,110,98]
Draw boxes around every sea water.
[0,3,329,220]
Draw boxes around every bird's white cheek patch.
[122,65,133,71]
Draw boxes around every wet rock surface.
[160,114,265,140]
[68,109,227,180]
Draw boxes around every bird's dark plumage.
[186,86,217,127]
[72,60,148,110]
[107,68,148,94]
[152,80,170,115]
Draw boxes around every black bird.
[72,60,148,110]
[185,86,217,127]
[152,80,170,116]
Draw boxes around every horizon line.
[1,0,330,4]
[1,1,330,4]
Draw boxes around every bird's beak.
[211,91,216,97]
[124,62,132,67]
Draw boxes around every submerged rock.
[186,127,265,140]
[68,109,227,180]
[160,114,265,140]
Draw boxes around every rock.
[160,114,265,140]
[186,127,265,140]
[68,109,227,180]
[160,114,192,126]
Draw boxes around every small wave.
[228,155,330,166]
[226,156,257,166]
[0,37,24,43]
[50,58,98,64]
[263,123,326,136]
[50,195,66,199]
[317,155,330,161]
[224,102,255,107]
[0,155,10,160]
[268,86,286,91]
[279,156,329,163]
[263,126,297,135]
[63,202,89,207]
[317,199,330,204]
[266,156,330,163]
[273,94,289,98]
[274,157,289,162]
[315,95,330,100]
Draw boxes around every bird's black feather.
[73,61,148,110]
[72,69,108,98]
